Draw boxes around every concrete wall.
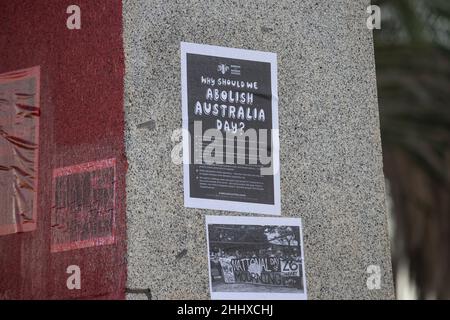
[123,0,395,299]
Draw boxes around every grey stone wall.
[123,0,395,299]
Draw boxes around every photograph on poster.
[181,42,280,215]
[205,216,307,300]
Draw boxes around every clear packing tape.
[0,67,40,236]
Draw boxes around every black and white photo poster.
[181,42,280,215]
[205,216,307,300]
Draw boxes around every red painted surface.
[0,1,126,299]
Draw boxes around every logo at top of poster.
[217,63,241,76]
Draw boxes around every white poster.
[181,42,280,215]
[205,215,307,300]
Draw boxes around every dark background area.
[373,0,450,299]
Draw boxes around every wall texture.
[123,0,395,299]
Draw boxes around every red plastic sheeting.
[0,67,40,236]
[0,1,126,299]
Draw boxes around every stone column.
[123,0,394,299]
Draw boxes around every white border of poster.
[181,42,281,215]
[205,215,307,300]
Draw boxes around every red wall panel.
[0,0,126,299]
